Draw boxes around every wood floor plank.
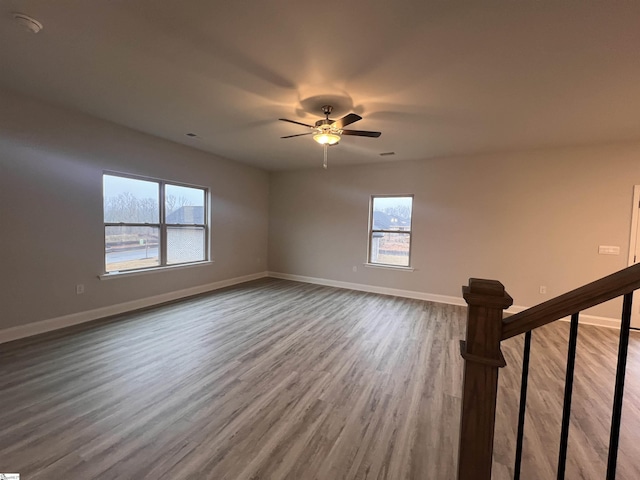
[493,319,640,480]
[1,278,639,479]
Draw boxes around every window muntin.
[103,173,208,273]
[368,195,413,267]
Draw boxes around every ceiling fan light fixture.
[313,132,340,145]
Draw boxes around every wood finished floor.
[495,314,640,480]
[0,278,639,479]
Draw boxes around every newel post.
[457,278,513,480]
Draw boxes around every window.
[103,173,208,273]
[368,195,413,267]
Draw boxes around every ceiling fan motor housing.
[315,118,335,129]
[316,106,336,130]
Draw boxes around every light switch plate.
[598,245,620,255]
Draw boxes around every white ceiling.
[2,1,640,171]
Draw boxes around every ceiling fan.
[279,105,381,168]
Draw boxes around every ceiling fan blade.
[279,118,314,128]
[280,132,314,139]
[340,129,382,138]
[332,113,362,129]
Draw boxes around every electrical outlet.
[76,284,85,295]
[352,266,357,272]
[539,285,547,294]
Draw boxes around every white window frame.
[103,172,209,274]
[367,194,414,268]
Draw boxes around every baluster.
[514,330,532,480]
[557,312,580,479]
[606,292,633,479]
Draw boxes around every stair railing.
[457,263,640,480]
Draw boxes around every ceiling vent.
[12,13,43,33]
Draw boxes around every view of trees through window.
[369,195,413,267]
[103,174,207,273]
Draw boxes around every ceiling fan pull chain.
[323,144,328,169]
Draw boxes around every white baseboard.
[503,305,621,330]
[268,271,466,306]
[268,272,621,330]
[559,315,621,330]
[0,272,268,344]
[2,271,622,345]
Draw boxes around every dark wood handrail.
[502,263,640,340]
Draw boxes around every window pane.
[370,232,411,266]
[104,175,159,223]
[372,196,412,231]
[167,226,205,264]
[105,226,160,272]
[165,184,205,224]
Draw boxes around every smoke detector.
[12,13,43,33]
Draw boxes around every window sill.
[363,263,415,272]
[99,260,213,280]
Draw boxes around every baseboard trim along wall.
[1,270,622,344]
[0,272,268,344]
[267,272,622,330]
[268,271,467,307]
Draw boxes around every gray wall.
[4,84,639,332]
[0,89,269,330]
[268,144,640,317]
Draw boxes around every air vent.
[379,152,395,156]
[185,133,198,137]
